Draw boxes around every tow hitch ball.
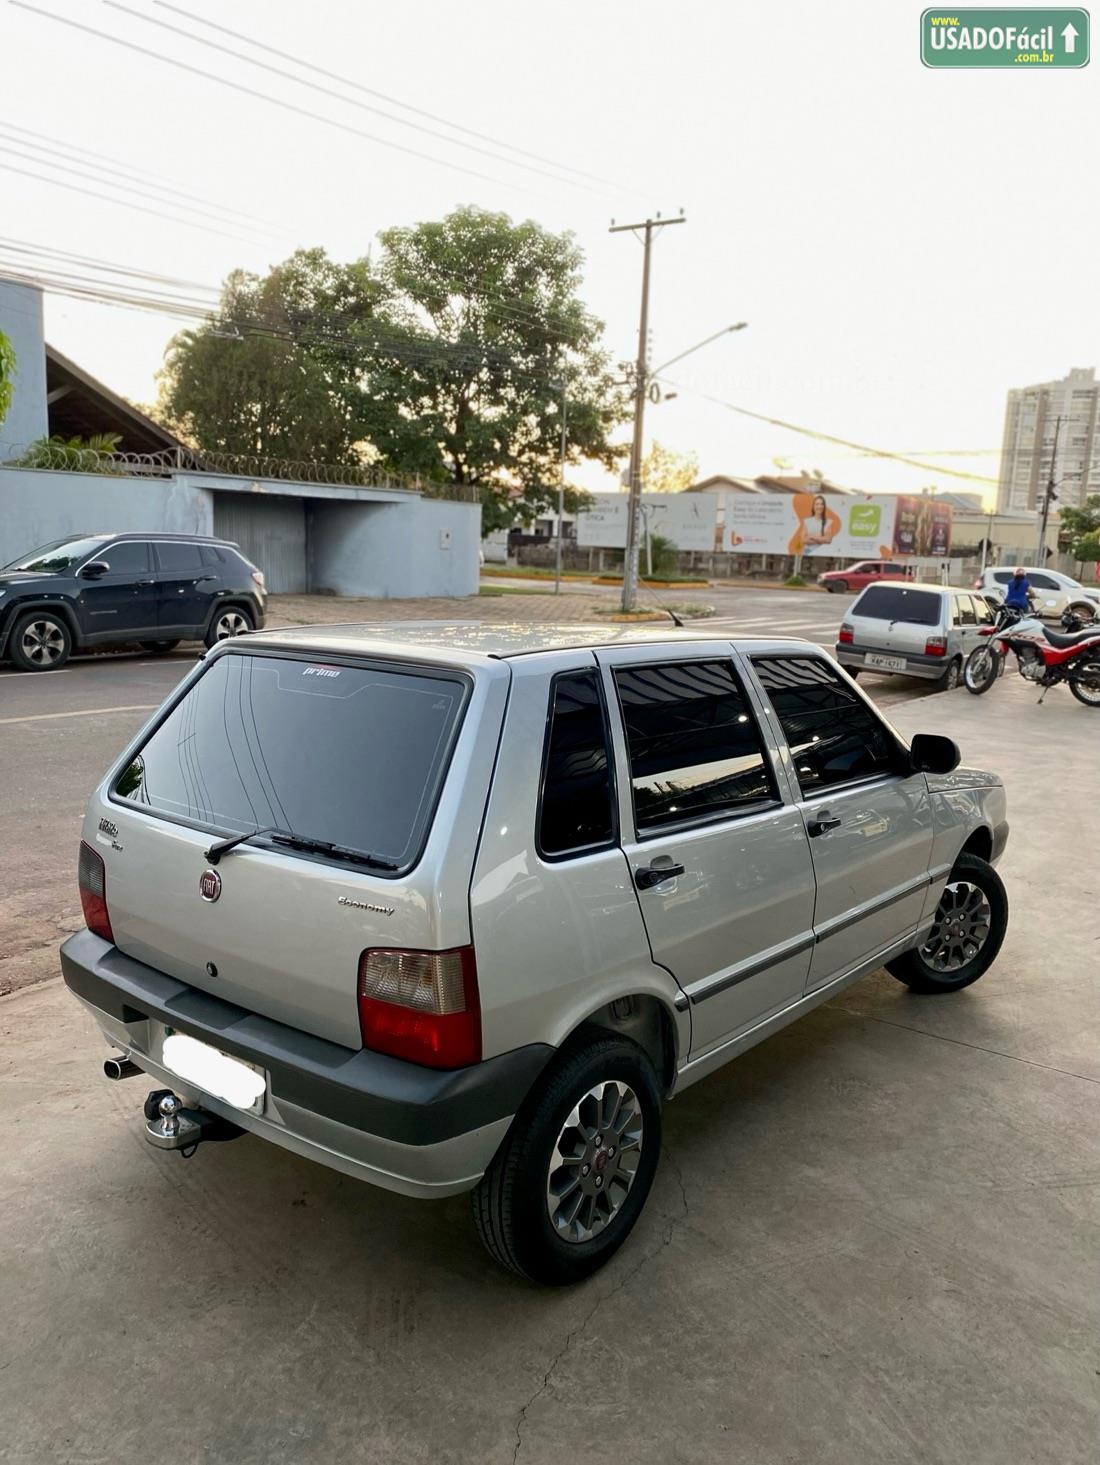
[142,1089,243,1153]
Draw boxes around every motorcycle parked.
[963,602,1100,706]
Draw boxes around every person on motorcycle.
[1003,566,1035,613]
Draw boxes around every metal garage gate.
[212,493,308,593]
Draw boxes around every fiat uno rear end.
[61,623,1009,1284]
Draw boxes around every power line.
[0,137,273,242]
[0,235,218,291]
[0,118,280,231]
[664,379,1000,486]
[0,157,265,246]
[106,1,602,195]
[155,0,614,188]
[13,2,523,191]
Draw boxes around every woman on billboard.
[787,492,842,554]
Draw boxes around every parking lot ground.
[1,659,1097,1463]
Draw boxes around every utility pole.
[554,376,567,595]
[1036,414,1062,565]
[610,212,686,611]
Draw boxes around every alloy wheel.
[920,880,991,973]
[20,619,67,667]
[213,610,249,640]
[546,1080,644,1244]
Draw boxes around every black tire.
[139,639,181,653]
[1069,659,1100,708]
[964,643,1001,695]
[829,580,848,594]
[935,656,962,693]
[887,853,1007,993]
[471,1035,663,1286]
[204,605,254,648]
[8,610,73,671]
[1068,602,1096,625]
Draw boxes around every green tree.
[157,249,394,462]
[1071,529,1100,574]
[1059,494,1100,564]
[367,207,627,530]
[640,440,699,494]
[0,329,14,432]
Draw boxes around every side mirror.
[80,560,110,579]
[909,733,960,775]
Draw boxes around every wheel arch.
[1,598,83,652]
[561,993,681,1095]
[958,825,993,863]
[200,595,258,634]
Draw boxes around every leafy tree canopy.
[641,440,699,494]
[156,212,628,530]
[0,329,14,432]
[1059,493,1100,562]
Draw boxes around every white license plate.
[160,1031,267,1114]
[866,653,906,672]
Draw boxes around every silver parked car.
[836,582,997,690]
[61,624,1009,1284]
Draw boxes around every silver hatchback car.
[836,582,997,691]
[61,624,1009,1284]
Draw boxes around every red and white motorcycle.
[963,603,1100,707]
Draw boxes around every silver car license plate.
[866,652,906,672]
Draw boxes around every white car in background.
[974,567,1100,621]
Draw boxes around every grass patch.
[481,566,593,581]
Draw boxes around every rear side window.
[537,671,615,857]
[200,544,226,566]
[754,656,898,795]
[156,541,203,572]
[613,660,775,832]
[113,654,467,873]
[854,585,942,626]
[954,596,977,626]
[1029,573,1058,590]
[100,541,150,574]
[992,572,1013,585]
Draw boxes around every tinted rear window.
[113,654,467,872]
[854,585,942,626]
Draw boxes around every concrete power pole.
[1036,414,1063,565]
[609,213,686,611]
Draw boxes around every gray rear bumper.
[61,929,551,1198]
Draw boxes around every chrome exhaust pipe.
[104,1054,142,1081]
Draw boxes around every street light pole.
[610,213,686,612]
[554,377,567,595]
[1036,414,1062,565]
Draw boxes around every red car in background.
[817,560,914,594]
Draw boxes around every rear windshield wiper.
[205,826,397,871]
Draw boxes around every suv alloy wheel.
[10,610,73,671]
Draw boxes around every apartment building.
[997,366,1100,512]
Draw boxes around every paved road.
[2,677,1096,1464]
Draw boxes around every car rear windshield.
[112,653,467,872]
[854,585,942,626]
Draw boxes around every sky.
[1,0,1097,508]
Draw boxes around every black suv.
[0,533,267,671]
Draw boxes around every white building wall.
[0,279,48,448]
[0,467,213,565]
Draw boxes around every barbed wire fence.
[0,441,479,503]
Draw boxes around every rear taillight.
[250,569,266,590]
[78,840,114,943]
[357,947,480,1070]
[972,578,982,590]
[838,624,854,644]
[924,636,947,657]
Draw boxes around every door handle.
[136,579,156,586]
[635,862,685,889]
[807,815,841,837]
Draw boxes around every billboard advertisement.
[723,492,951,559]
[576,492,718,551]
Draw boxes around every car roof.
[99,532,240,545]
[854,581,962,596]
[245,621,825,663]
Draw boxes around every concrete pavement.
[1,672,1097,1464]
